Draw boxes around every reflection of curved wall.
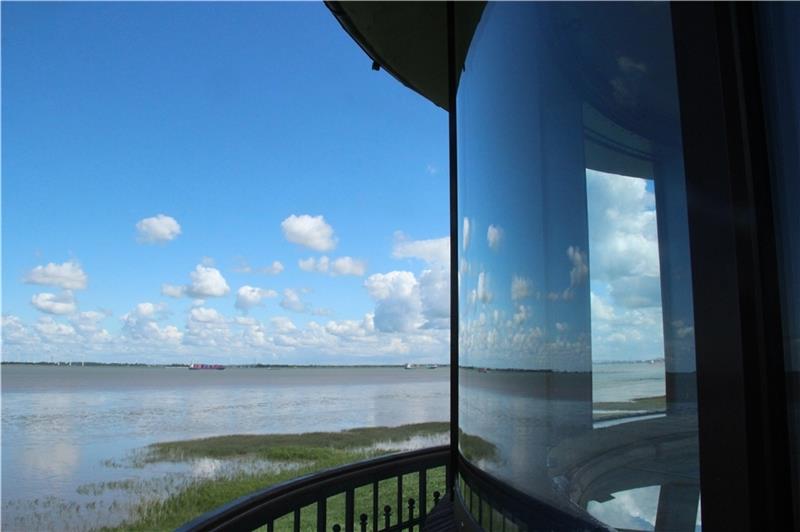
[457,3,700,529]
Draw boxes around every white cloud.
[364,271,422,332]
[300,256,365,276]
[31,291,77,315]
[511,275,534,301]
[392,233,450,265]
[325,319,368,338]
[331,257,366,276]
[35,316,77,338]
[189,307,225,323]
[25,261,87,290]
[567,246,589,293]
[513,304,531,325]
[262,261,284,275]
[462,218,471,251]
[164,265,230,299]
[487,224,503,251]
[419,266,450,329]
[281,214,337,252]
[161,284,187,298]
[475,271,493,303]
[280,289,306,313]
[587,170,660,281]
[121,302,183,344]
[188,265,230,297]
[299,256,330,273]
[235,285,278,312]
[271,316,297,333]
[184,306,231,347]
[425,164,439,175]
[135,214,181,244]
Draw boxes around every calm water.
[1,365,449,530]
[1,363,664,530]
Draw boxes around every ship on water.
[188,363,225,370]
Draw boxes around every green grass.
[103,423,493,532]
[140,422,450,463]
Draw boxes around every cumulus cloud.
[135,214,181,244]
[511,275,534,301]
[331,257,366,276]
[280,289,307,313]
[163,265,230,299]
[161,284,186,298]
[31,291,77,315]
[25,261,87,290]
[184,306,231,347]
[262,261,284,275]
[235,285,278,312]
[462,218,471,251]
[35,316,77,338]
[121,302,182,344]
[392,233,450,265]
[281,214,337,252]
[474,271,493,303]
[487,225,503,251]
[234,259,284,275]
[586,170,666,361]
[189,265,230,297]
[586,170,660,281]
[419,267,450,329]
[364,271,422,332]
[300,256,365,276]
[271,316,297,333]
[2,315,31,345]
[299,256,330,273]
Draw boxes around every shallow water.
[1,365,449,530]
[1,363,665,530]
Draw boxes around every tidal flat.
[6,423,458,532]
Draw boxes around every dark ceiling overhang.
[325,1,485,111]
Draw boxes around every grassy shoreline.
[104,423,468,531]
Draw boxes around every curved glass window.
[457,3,700,529]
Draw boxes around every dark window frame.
[447,2,797,530]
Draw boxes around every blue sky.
[2,2,451,364]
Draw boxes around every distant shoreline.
[1,359,665,370]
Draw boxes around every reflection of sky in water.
[2,366,449,529]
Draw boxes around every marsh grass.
[593,395,666,413]
[102,423,472,531]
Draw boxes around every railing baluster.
[489,505,493,532]
[373,481,379,532]
[397,475,403,525]
[407,498,415,532]
[333,525,341,532]
[267,519,274,532]
[433,491,441,505]
[345,489,355,532]
[419,468,427,521]
[478,493,483,527]
[383,505,392,530]
[318,496,327,531]
[359,513,368,532]
[293,508,301,532]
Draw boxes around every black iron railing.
[177,445,449,532]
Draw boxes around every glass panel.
[457,3,700,529]
[757,2,800,524]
